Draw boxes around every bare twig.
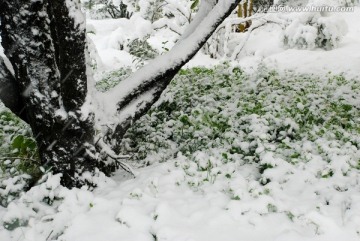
[96,136,135,177]
[232,18,285,60]
[164,0,192,23]
[153,24,182,36]
[46,230,54,241]
[0,157,40,162]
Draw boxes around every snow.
[233,8,360,79]
[2,154,360,241]
[87,17,155,71]
[65,0,86,29]
[180,0,217,40]
[1,1,360,241]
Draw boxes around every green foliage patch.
[117,64,359,188]
[0,109,41,207]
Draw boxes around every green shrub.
[96,67,132,92]
[127,38,158,60]
[0,108,41,207]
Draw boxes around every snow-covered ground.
[1,4,360,241]
[2,157,360,241]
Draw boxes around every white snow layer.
[1,156,360,241]
[232,8,360,79]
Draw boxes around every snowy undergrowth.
[1,65,360,240]
[123,65,360,167]
[0,108,41,207]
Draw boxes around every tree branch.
[96,0,242,150]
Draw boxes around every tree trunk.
[238,0,254,32]
[0,0,97,187]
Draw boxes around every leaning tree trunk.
[0,0,97,187]
[99,0,242,151]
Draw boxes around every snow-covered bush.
[104,15,159,65]
[82,0,134,19]
[95,67,132,92]
[138,0,194,24]
[283,12,348,50]
[114,63,360,201]
[135,0,164,22]
[1,173,64,232]
[83,0,194,28]
[127,38,158,60]
[344,0,360,6]
[203,0,352,59]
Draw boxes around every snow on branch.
[180,0,218,40]
[95,0,241,131]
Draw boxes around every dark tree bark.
[0,0,241,188]
[0,0,97,187]
[0,56,27,121]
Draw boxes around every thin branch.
[96,136,136,177]
[153,20,182,36]
[231,18,286,59]
[164,0,192,23]
[151,3,168,23]
[231,19,267,60]
[0,157,40,162]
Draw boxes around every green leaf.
[191,0,200,10]
[11,135,24,151]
